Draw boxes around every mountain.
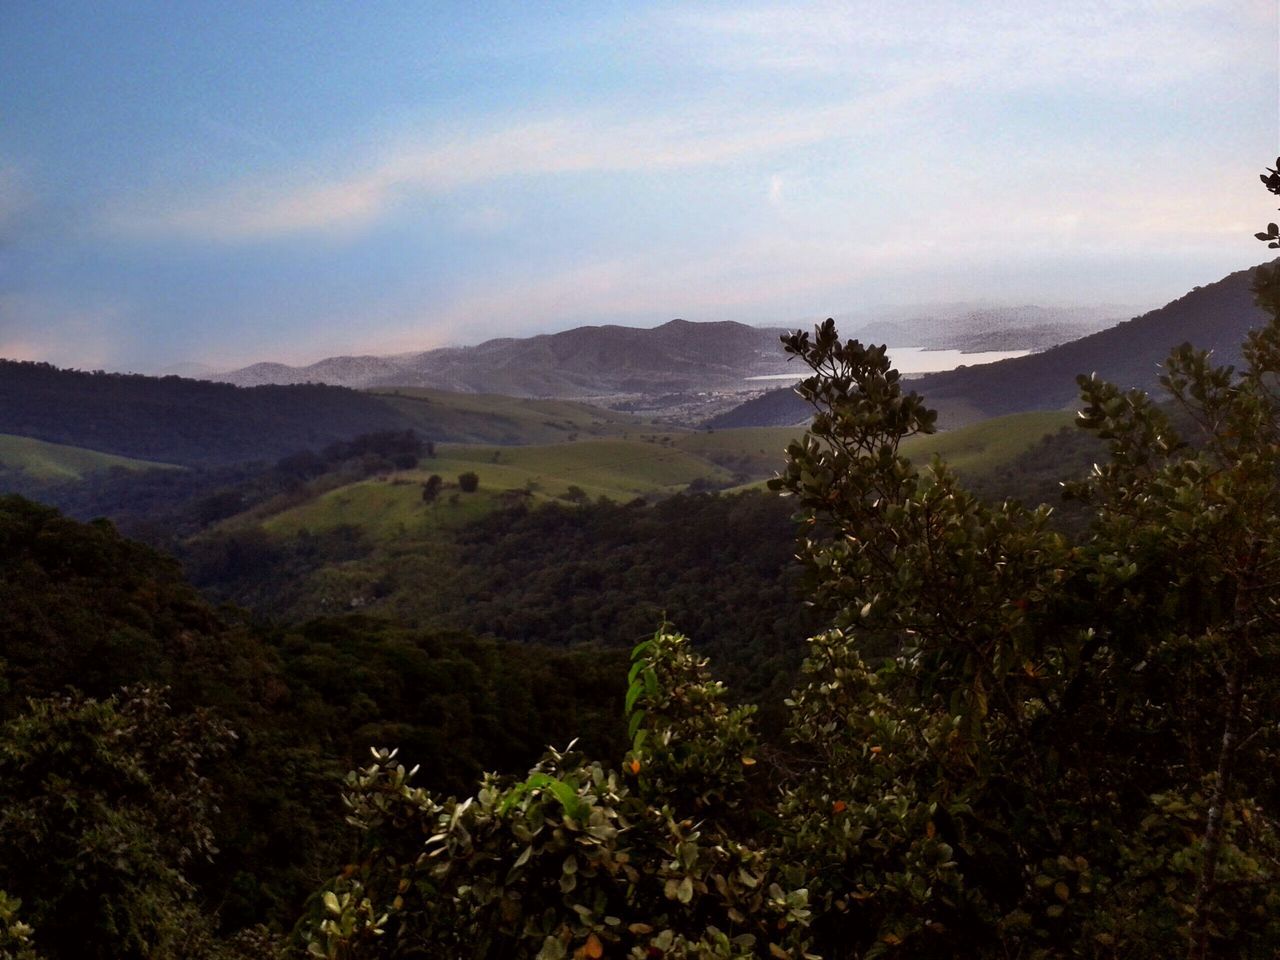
[845,304,1126,353]
[222,356,410,388]
[709,264,1272,429]
[219,319,794,395]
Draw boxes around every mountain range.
[220,319,794,395]
[709,263,1272,428]
[844,304,1126,353]
[214,305,1125,397]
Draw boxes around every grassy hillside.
[225,412,1071,553]
[718,411,1076,491]
[0,433,176,482]
[252,437,734,544]
[898,409,1075,474]
[373,388,644,444]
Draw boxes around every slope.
[0,434,177,482]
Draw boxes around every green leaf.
[628,709,646,740]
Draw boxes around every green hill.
[251,437,733,544]
[372,388,644,444]
[0,434,176,482]
[898,409,1075,474]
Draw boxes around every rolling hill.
[0,362,655,468]
[0,434,177,481]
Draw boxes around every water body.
[746,346,1030,380]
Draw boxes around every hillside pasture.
[371,388,643,444]
[0,433,177,482]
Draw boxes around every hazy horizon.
[2,1,1275,372]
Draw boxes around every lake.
[746,346,1030,380]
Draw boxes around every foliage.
[0,496,633,936]
[0,687,234,960]
[301,629,812,960]
[458,470,480,493]
[0,891,39,960]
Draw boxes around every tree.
[300,629,811,960]
[422,475,443,503]
[458,471,480,493]
[0,686,235,960]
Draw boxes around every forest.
[0,168,1278,959]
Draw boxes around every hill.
[912,262,1272,422]
[372,388,639,443]
[0,360,419,465]
[0,362,652,467]
[219,318,793,395]
[712,263,1273,428]
[0,434,176,481]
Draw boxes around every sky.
[1,1,1277,372]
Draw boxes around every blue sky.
[1,1,1276,371]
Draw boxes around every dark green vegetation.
[0,363,645,467]
[1,168,1277,959]
[0,495,629,956]
[0,362,417,465]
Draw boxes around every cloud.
[663,0,1264,90]
[104,78,937,242]
[768,175,785,207]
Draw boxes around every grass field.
[716,410,1077,491]
[0,433,176,482]
[247,411,1072,543]
[212,407,1082,622]
[370,388,647,444]
[899,410,1075,474]
[259,438,736,541]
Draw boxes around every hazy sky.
[1,1,1276,371]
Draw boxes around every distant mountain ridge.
[221,319,795,395]
[847,304,1125,353]
[708,263,1273,429]
[217,307,1119,397]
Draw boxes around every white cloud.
[104,78,937,242]
[662,0,1264,90]
[768,174,785,207]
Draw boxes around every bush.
[458,471,480,493]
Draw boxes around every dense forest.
[0,361,422,465]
